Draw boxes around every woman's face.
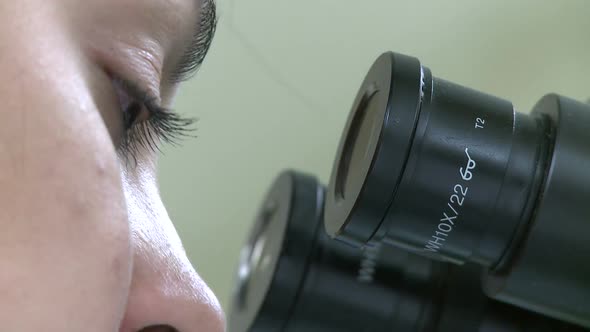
[0,0,223,331]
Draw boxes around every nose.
[119,250,225,332]
[119,183,225,332]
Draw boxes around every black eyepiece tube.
[324,52,590,327]
[230,170,587,332]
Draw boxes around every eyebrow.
[169,0,218,83]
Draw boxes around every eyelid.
[112,78,135,114]
[132,43,165,92]
[90,39,164,101]
[111,73,164,115]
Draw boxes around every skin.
[0,1,224,331]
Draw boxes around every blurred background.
[159,0,590,310]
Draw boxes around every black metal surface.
[377,73,550,268]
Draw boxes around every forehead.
[77,0,202,34]
[122,0,202,36]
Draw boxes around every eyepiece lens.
[236,200,275,308]
[335,84,380,202]
[250,201,276,271]
[326,52,423,245]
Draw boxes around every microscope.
[228,52,590,331]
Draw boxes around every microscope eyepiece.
[230,171,322,332]
[326,53,423,248]
[325,52,549,268]
[324,52,590,328]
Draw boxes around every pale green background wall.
[159,0,590,310]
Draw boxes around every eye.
[122,101,144,130]
[113,79,149,130]
[112,78,195,164]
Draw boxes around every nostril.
[138,325,178,332]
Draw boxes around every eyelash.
[115,79,195,164]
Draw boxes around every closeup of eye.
[113,78,195,164]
